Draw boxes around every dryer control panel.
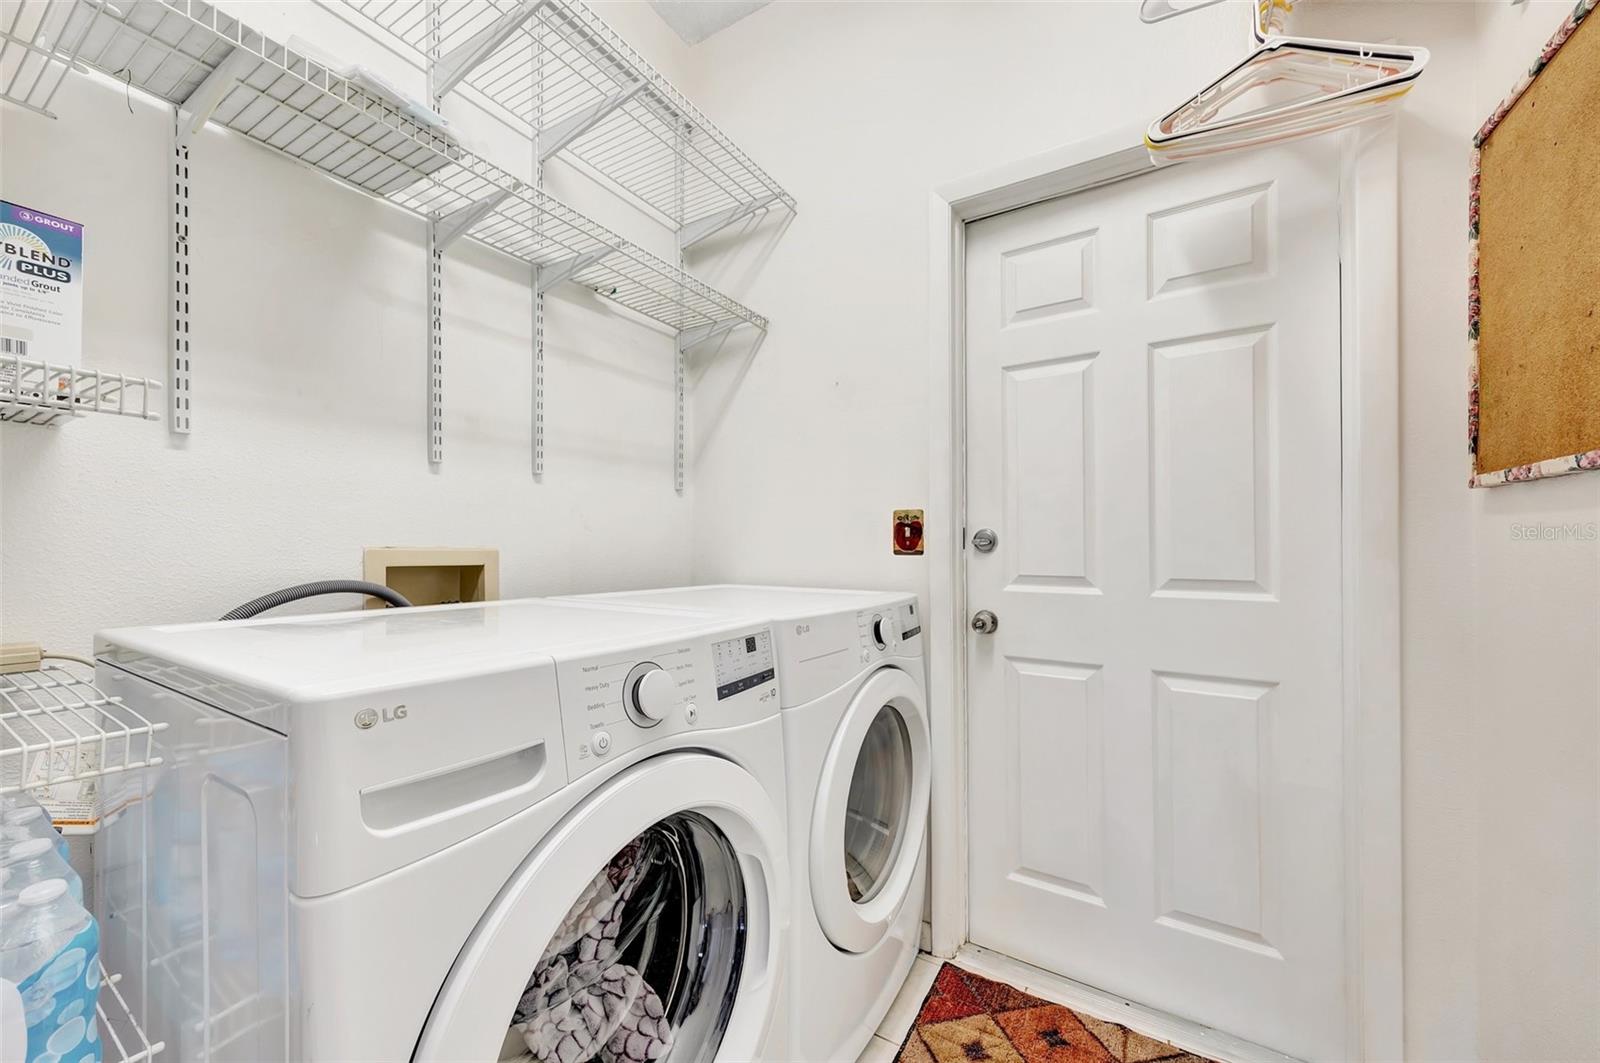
[555,626,778,778]
[857,600,922,662]
[773,595,923,705]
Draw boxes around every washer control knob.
[625,663,675,726]
[592,731,612,756]
[872,613,899,652]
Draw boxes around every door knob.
[971,528,997,553]
[971,610,999,634]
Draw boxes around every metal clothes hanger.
[1142,0,1429,163]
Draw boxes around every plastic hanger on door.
[1139,0,1230,24]
[1142,0,1429,163]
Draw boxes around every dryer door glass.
[506,811,747,1063]
[843,705,914,904]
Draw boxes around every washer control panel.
[712,630,775,700]
[557,626,778,777]
[622,662,677,726]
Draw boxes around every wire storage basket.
[0,351,162,427]
[0,662,166,806]
[1,661,168,1062]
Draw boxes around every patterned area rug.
[894,963,1219,1063]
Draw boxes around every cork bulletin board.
[1468,0,1600,486]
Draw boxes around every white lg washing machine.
[92,599,791,1063]
[564,587,930,1063]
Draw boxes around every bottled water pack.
[0,879,102,1063]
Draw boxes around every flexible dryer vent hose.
[219,580,413,622]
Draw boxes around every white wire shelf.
[0,662,168,796]
[1,0,78,115]
[344,0,795,239]
[0,350,163,426]
[99,961,168,1063]
[44,0,764,335]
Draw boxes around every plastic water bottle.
[0,806,69,861]
[0,838,83,905]
[0,793,55,843]
[0,879,101,1063]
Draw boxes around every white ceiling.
[649,0,772,44]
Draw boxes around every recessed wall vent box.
[363,547,499,608]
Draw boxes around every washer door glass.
[506,812,746,1063]
[809,666,931,954]
[843,706,913,904]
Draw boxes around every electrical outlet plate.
[362,547,500,608]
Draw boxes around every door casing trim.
[924,121,1402,1060]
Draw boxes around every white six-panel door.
[964,141,1346,1061]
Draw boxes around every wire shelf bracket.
[173,43,250,149]
[538,78,644,162]
[678,318,747,351]
[431,0,536,98]
[434,186,515,251]
[679,193,782,251]
[535,246,615,294]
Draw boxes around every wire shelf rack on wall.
[1,351,163,427]
[49,0,763,336]
[0,661,168,796]
[11,0,772,475]
[343,0,795,243]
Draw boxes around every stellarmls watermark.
[1509,521,1599,542]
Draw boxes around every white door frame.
[924,121,1403,1060]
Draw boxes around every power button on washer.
[592,731,613,756]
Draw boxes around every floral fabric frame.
[1468,0,1600,487]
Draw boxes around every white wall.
[0,1,702,651]
[683,2,1599,1060]
[682,0,1247,600]
[1457,9,1600,1060]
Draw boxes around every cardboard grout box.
[0,200,84,364]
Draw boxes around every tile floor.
[860,953,944,1061]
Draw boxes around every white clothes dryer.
[563,587,930,1063]
[93,598,791,1063]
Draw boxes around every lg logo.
[354,705,409,730]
